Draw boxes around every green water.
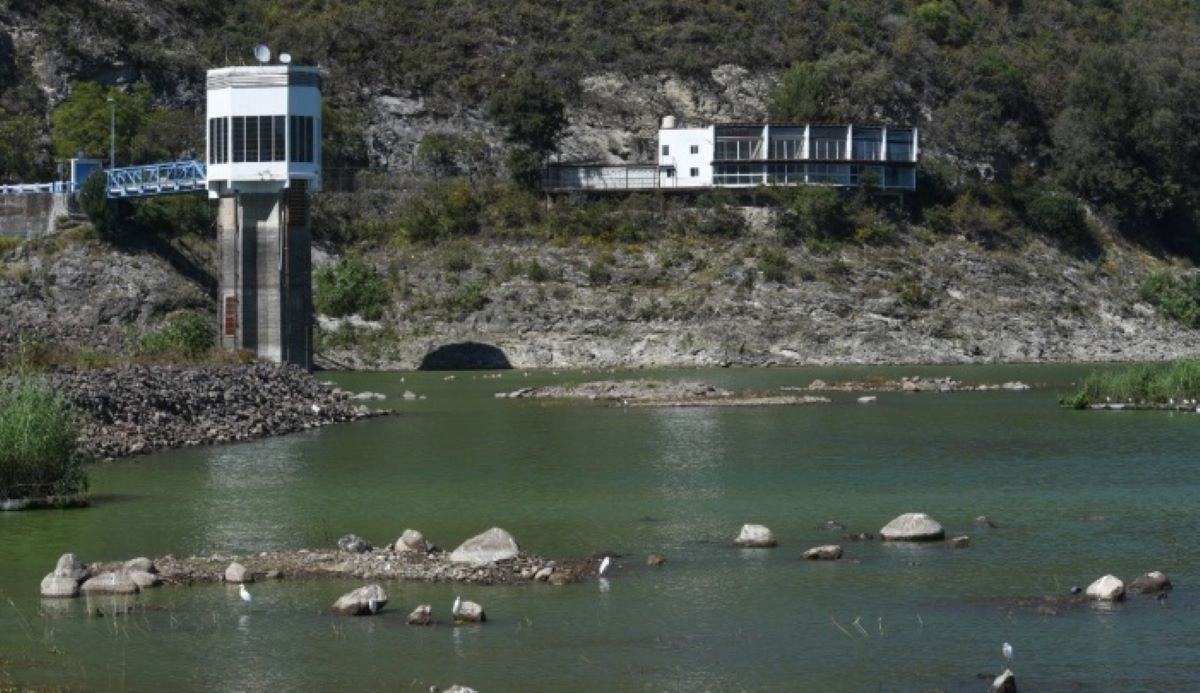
[2,365,1199,691]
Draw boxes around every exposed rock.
[124,557,156,574]
[338,534,372,554]
[948,535,970,549]
[802,545,843,560]
[734,524,777,547]
[1128,571,1172,595]
[333,583,389,616]
[856,395,878,404]
[407,604,433,625]
[880,513,945,542]
[126,570,161,588]
[80,572,140,595]
[395,529,428,553]
[974,515,998,529]
[401,390,419,400]
[449,527,520,565]
[350,391,386,401]
[442,686,479,693]
[453,599,486,623]
[1085,574,1125,601]
[224,562,251,583]
[53,553,89,581]
[991,669,1017,693]
[534,566,554,581]
[40,573,79,597]
[497,379,829,408]
[647,553,667,566]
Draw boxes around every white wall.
[657,127,713,187]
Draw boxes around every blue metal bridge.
[0,160,207,199]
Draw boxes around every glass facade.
[226,115,287,163]
[290,116,315,163]
[713,162,914,189]
[208,117,228,164]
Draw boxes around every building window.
[661,144,669,156]
[229,115,291,163]
[690,167,699,177]
[665,168,674,178]
[290,115,314,163]
[690,145,698,154]
[208,117,228,164]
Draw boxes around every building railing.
[542,164,664,191]
[0,181,77,195]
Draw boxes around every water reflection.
[649,407,725,503]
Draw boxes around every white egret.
[452,595,462,618]
[598,556,611,576]
[368,598,380,614]
[1002,642,1013,665]
[239,584,252,603]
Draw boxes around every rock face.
[395,529,428,553]
[449,527,520,565]
[1085,574,1126,601]
[40,573,79,597]
[991,669,1017,693]
[338,534,372,554]
[224,562,251,583]
[333,584,389,615]
[53,553,89,581]
[80,572,140,595]
[407,604,433,625]
[734,524,777,548]
[1128,571,1172,594]
[802,545,843,560]
[880,513,945,542]
[453,600,486,623]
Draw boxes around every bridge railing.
[0,181,76,195]
[106,160,207,198]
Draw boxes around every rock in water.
[449,527,520,565]
[337,533,372,553]
[453,600,486,623]
[880,513,945,541]
[974,515,998,528]
[80,572,140,595]
[734,524,778,547]
[395,529,428,553]
[802,545,843,560]
[647,553,668,566]
[856,396,878,404]
[40,573,79,597]
[1085,574,1125,601]
[1128,571,1172,595]
[948,535,971,549]
[53,553,89,581]
[333,584,389,616]
[443,686,479,693]
[126,570,161,589]
[123,557,156,574]
[225,562,252,583]
[991,669,1017,693]
[407,604,433,625]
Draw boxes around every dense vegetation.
[1068,361,1200,408]
[0,379,87,500]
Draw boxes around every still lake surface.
[1,364,1198,691]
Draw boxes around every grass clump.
[0,379,88,501]
[138,310,213,361]
[1068,360,1200,408]
[314,255,389,320]
[1140,271,1200,328]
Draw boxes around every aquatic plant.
[1068,360,1200,408]
[0,378,87,501]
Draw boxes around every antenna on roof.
[253,44,271,64]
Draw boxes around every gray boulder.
[449,527,520,565]
[734,524,777,547]
[124,557,156,574]
[948,535,970,549]
[1085,574,1125,601]
[53,553,89,581]
[40,573,79,598]
[443,687,478,693]
[337,533,372,553]
[453,599,486,623]
[395,529,428,553]
[407,604,433,625]
[802,545,843,560]
[333,583,388,615]
[1128,571,1172,595]
[80,572,140,595]
[991,669,1017,693]
[225,561,252,583]
[126,570,161,589]
[880,513,945,541]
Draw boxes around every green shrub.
[526,258,550,282]
[79,170,116,237]
[314,255,389,320]
[1070,361,1200,407]
[757,247,791,283]
[770,186,852,244]
[441,282,488,315]
[138,310,213,361]
[0,236,20,255]
[1140,272,1200,327]
[0,379,87,500]
[396,178,481,243]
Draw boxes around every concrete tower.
[206,63,321,369]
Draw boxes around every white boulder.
[1086,574,1125,601]
[880,513,945,541]
[449,527,520,565]
[734,524,777,548]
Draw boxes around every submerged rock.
[974,515,998,529]
[337,534,372,554]
[80,572,139,595]
[734,524,777,547]
[449,527,520,565]
[1085,574,1125,602]
[1128,571,1172,595]
[948,536,970,549]
[40,573,79,598]
[802,545,843,560]
[880,513,945,541]
[224,562,251,583]
[815,520,847,531]
[647,553,667,566]
[407,604,433,625]
[333,583,388,616]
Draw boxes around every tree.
[50,82,153,163]
[130,109,203,163]
[486,67,567,154]
[768,62,831,122]
[0,114,44,183]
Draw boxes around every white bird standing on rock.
[598,556,611,576]
[452,596,462,618]
[368,597,380,614]
[1003,642,1013,666]
[239,584,252,603]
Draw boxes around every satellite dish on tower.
[279,53,292,65]
[253,44,272,64]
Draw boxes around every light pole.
[107,96,115,169]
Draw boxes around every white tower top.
[205,65,322,197]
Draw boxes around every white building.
[205,65,322,197]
